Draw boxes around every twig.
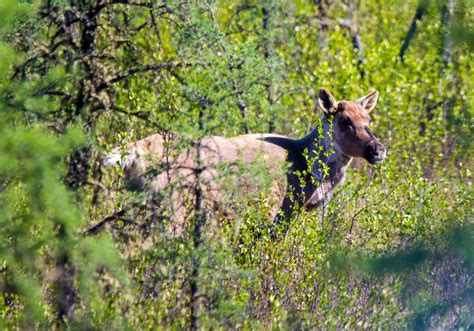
[338,0,366,78]
[96,0,158,12]
[85,209,127,234]
[85,200,144,235]
[349,184,400,235]
[97,62,186,91]
[399,2,427,62]
[204,2,250,134]
[440,0,456,70]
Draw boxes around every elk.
[105,88,386,235]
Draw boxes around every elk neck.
[297,115,352,184]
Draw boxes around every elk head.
[318,88,387,164]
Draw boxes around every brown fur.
[106,89,386,235]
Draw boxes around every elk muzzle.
[365,140,386,164]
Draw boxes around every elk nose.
[369,143,386,157]
[366,142,386,164]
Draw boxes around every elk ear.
[318,88,337,115]
[357,90,379,113]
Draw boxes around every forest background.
[0,0,472,329]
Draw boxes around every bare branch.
[338,1,366,78]
[96,0,155,11]
[399,2,427,62]
[349,184,401,235]
[97,62,186,91]
[85,201,143,235]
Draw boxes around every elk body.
[105,89,386,235]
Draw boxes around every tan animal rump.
[105,134,289,235]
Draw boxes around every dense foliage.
[0,0,472,329]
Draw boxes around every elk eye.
[339,117,352,129]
